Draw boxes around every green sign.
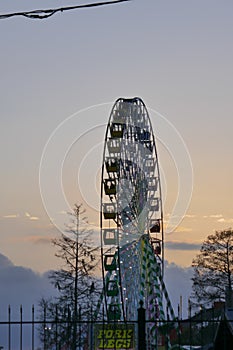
[94,323,135,350]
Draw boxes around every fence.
[0,304,232,350]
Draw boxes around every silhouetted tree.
[192,228,233,306]
[38,204,101,350]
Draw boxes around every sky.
[0,0,233,319]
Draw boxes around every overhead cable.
[0,0,131,20]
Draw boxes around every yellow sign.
[94,323,135,350]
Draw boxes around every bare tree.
[38,204,101,350]
[192,228,233,306]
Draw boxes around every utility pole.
[73,204,80,350]
[138,300,146,350]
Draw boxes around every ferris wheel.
[99,98,175,346]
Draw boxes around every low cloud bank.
[164,261,193,319]
[0,253,56,319]
[0,253,193,319]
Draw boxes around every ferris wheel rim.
[100,97,164,322]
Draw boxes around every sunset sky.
[0,0,233,312]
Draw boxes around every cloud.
[202,215,233,223]
[203,214,223,219]
[164,261,193,319]
[29,216,39,220]
[0,253,14,268]
[184,214,196,218]
[164,214,181,219]
[12,235,52,245]
[2,214,20,218]
[26,235,52,244]
[0,253,57,348]
[58,210,67,215]
[2,212,40,221]
[25,212,40,220]
[0,252,56,312]
[165,241,201,251]
[217,217,233,223]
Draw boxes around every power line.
[0,0,131,20]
